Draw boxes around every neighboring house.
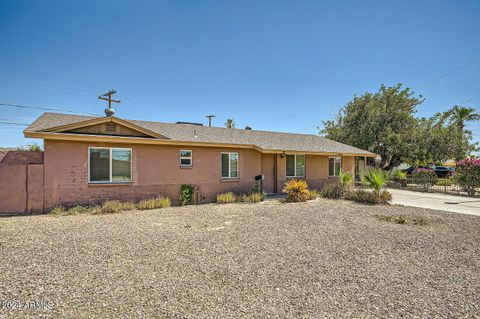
[20,112,374,212]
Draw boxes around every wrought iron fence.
[388,177,480,198]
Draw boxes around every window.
[221,152,238,178]
[180,150,192,167]
[286,154,305,177]
[329,156,342,176]
[89,147,132,183]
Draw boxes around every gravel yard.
[1,199,479,318]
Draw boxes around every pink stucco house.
[17,112,373,212]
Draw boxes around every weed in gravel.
[216,192,236,203]
[375,214,429,225]
[137,197,171,210]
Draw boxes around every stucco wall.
[43,140,263,209]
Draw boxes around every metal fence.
[388,177,480,198]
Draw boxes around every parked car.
[402,165,455,178]
[431,166,455,178]
[402,166,430,175]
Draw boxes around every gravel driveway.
[1,199,479,318]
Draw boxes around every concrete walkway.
[388,188,480,217]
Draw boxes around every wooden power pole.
[99,90,121,116]
[206,115,216,127]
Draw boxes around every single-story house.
[22,112,374,210]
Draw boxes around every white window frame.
[328,156,342,177]
[221,152,239,179]
[179,149,192,167]
[88,147,133,184]
[286,154,305,178]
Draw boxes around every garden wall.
[0,151,44,215]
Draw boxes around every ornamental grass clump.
[455,158,480,196]
[96,200,135,214]
[345,189,392,205]
[319,183,344,199]
[308,189,319,200]
[216,192,236,203]
[137,196,171,210]
[283,179,309,202]
[412,168,437,191]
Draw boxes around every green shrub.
[216,192,236,203]
[339,170,353,189]
[411,168,438,191]
[319,183,343,199]
[137,196,171,210]
[436,178,454,186]
[283,179,309,202]
[454,158,480,196]
[393,170,407,179]
[308,189,319,200]
[96,200,135,214]
[179,184,195,206]
[65,205,96,215]
[345,189,392,205]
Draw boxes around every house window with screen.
[286,154,305,177]
[180,150,192,167]
[89,147,132,183]
[221,152,238,178]
[329,156,342,176]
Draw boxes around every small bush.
[137,196,171,210]
[48,206,65,215]
[319,183,343,199]
[436,178,454,186]
[308,189,319,200]
[65,205,96,215]
[393,170,407,179]
[412,168,438,191]
[375,214,428,225]
[216,192,236,203]
[345,189,392,205]
[283,179,309,202]
[236,192,265,203]
[179,184,195,206]
[96,200,135,214]
[455,158,480,196]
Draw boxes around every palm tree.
[338,169,353,189]
[446,105,479,133]
[225,119,235,128]
[362,169,388,194]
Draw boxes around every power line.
[415,55,480,89]
[0,121,29,126]
[0,103,100,116]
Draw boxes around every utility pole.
[99,90,121,117]
[206,115,216,127]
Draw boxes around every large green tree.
[322,84,477,169]
[322,84,423,170]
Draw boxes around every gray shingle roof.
[25,112,374,155]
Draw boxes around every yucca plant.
[362,169,388,194]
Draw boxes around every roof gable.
[39,116,167,139]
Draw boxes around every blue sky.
[0,0,479,151]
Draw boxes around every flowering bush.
[411,168,437,191]
[455,158,480,196]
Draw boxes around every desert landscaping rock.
[0,199,479,318]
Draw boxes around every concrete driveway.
[389,188,480,217]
